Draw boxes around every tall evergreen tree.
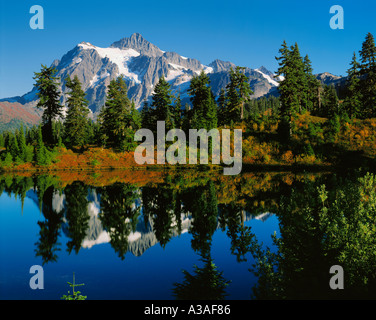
[8,132,20,162]
[275,41,299,140]
[151,76,175,131]
[64,75,90,149]
[359,32,376,117]
[291,44,309,113]
[17,125,27,162]
[173,93,183,129]
[225,67,253,122]
[322,85,339,118]
[34,125,49,165]
[217,88,227,126]
[33,65,63,145]
[98,76,133,150]
[188,70,218,130]
[344,53,362,118]
[130,100,142,131]
[303,55,320,113]
[140,99,156,130]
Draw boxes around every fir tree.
[344,52,362,118]
[173,93,183,129]
[33,65,63,145]
[17,125,27,162]
[130,100,142,130]
[290,44,308,113]
[225,67,253,122]
[359,32,376,117]
[8,132,20,162]
[151,76,175,131]
[188,70,218,130]
[275,41,299,141]
[64,75,90,149]
[34,126,48,165]
[303,55,320,113]
[140,99,156,131]
[322,85,339,118]
[98,76,133,150]
[217,88,227,126]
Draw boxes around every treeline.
[276,32,376,141]
[0,65,258,166]
[1,32,376,167]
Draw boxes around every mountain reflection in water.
[1,170,376,300]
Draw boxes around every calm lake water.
[0,169,375,300]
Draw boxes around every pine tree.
[343,52,362,118]
[151,76,175,131]
[33,65,63,145]
[359,32,376,117]
[188,70,218,130]
[98,76,133,150]
[64,75,90,149]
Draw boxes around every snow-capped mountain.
[0,33,282,121]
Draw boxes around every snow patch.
[255,69,280,86]
[79,42,142,84]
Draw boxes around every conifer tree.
[291,44,309,113]
[130,100,142,131]
[33,65,63,145]
[8,132,20,162]
[99,76,133,150]
[34,126,48,165]
[359,32,376,117]
[151,76,175,131]
[141,100,156,131]
[64,75,90,149]
[275,41,298,140]
[188,70,218,130]
[217,88,227,126]
[173,93,183,129]
[303,55,320,113]
[17,125,27,162]
[322,85,339,118]
[225,67,253,122]
[344,52,362,118]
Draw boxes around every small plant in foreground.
[61,272,87,300]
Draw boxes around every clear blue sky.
[1,0,375,98]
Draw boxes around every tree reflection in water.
[1,170,376,299]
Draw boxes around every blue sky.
[1,0,375,98]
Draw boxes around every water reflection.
[1,170,375,299]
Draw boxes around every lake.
[0,169,375,300]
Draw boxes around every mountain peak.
[110,33,163,57]
[209,59,235,73]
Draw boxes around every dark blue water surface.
[0,174,280,300]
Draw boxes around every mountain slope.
[0,33,345,129]
[1,33,282,117]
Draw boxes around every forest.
[1,32,376,172]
